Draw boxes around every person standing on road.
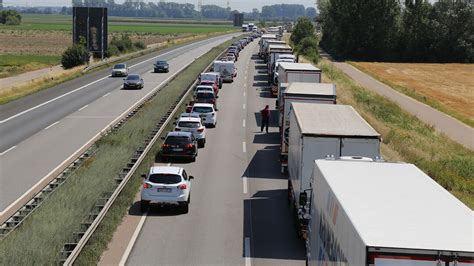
[261,105,270,133]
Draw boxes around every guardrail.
[0,34,237,237]
[60,43,231,265]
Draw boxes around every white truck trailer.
[259,34,278,58]
[273,62,321,97]
[267,44,293,81]
[303,158,474,266]
[288,103,381,237]
[280,84,338,168]
[263,40,286,62]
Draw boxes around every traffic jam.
[139,34,258,214]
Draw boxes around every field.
[0,54,61,78]
[351,62,474,127]
[316,59,474,209]
[0,14,236,78]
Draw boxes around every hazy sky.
[4,0,318,12]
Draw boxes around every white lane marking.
[0,146,16,156]
[243,91,246,97]
[243,104,246,110]
[44,121,59,130]
[78,104,89,111]
[243,177,248,194]
[242,119,246,127]
[244,237,251,266]
[119,212,148,266]
[167,162,172,166]
[0,35,234,125]
[0,57,196,218]
[102,92,111,98]
[243,141,246,153]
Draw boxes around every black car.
[161,132,198,161]
[154,60,169,73]
[123,74,144,89]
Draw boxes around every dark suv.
[161,132,198,161]
[154,60,169,73]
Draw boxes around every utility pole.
[227,0,230,10]
[197,0,202,12]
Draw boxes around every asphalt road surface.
[0,33,240,214]
[123,40,305,265]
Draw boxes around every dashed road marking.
[243,141,246,153]
[243,177,248,194]
[243,119,246,127]
[78,104,89,111]
[102,92,111,98]
[243,104,246,110]
[245,237,251,266]
[44,121,59,130]
[0,146,16,156]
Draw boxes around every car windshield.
[156,61,167,65]
[178,121,200,128]
[148,174,181,184]
[165,136,191,144]
[114,64,125,69]
[200,74,214,80]
[196,93,214,99]
[192,106,213,113]
[126,75,140,80]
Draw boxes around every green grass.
[0,36,239,265]
[0,13,235,33]
[318,59,474,209]
[0,54,61,78]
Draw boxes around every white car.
[111,63,128,77]
[140,166,194,213]
[194,85,214,96]
[191,103,217,128]
[175,116,206,147]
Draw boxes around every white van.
[213,60,236,82]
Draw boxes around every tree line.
[16,1,316,21]
[318,0,473,63]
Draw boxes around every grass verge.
[0,36,238,265]
[0,54,62,78]
[0,31,236,105]
[348,62,474,128]
[318,58,474,208]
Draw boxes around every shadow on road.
[253,110,279,128]
[243,145,285,180]
[129,201,186,216]
[243,189,306,261]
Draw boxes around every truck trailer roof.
[279,62,320,72]
[292,102,379,137]
[313,159,474,253]
[285,82,336,97]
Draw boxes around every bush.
[296,36,319,63]
[0,10,21,25]
[5,15,21,25]
[133,41,146,50]
[106,44,120,57]
[110,34,133,53]
[61,44,89,69]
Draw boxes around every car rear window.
[178,121,200,128]
[149,174,181,184]
[192,106,213,113]
[114,64,125,69]
[127,75,140,80]
[165,136,191,144]
[196,93,214,99]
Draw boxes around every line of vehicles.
[139,35,256,214]
[259,32,474,265]
[110,59,169,90]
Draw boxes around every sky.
[3,0,318,12]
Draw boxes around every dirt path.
[0,65,63,91]
[330,60,474,150]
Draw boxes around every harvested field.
[351,62,474,126]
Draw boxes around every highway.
[0,33,240,217]
[112,38,305,265]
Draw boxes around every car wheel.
[140,200,149,213]
[180,200,189,214]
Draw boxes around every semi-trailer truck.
[280,84,338,171]
[303,158,474,266]
[287,103,381,237]
[273,62,321,97]
[259,34,278,58]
